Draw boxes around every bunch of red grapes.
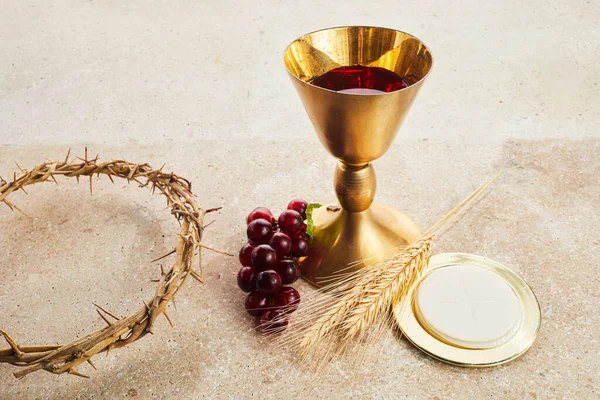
[237,199,309,333]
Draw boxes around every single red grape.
[255,269,282,294]
[251,244,278,270]
[247,207,274,224]
[275,258,299,284]
[239,241,256,266]
[245,291,272,317]
[237,266,257,292]
[260,309,288,333]
[291,237,309,257]
[247,218,273,244]
[278,210,303,235]
[276,287,301,313]
[269,232,292,257]
[287,199,308,219]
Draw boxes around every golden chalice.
[283,26,433,286]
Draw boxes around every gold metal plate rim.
[393,252,542,367]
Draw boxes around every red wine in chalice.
[310,65,413,94]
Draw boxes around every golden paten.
[393,253,541,367]
[283,26,433,286]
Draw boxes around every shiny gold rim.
[393,253,541,367]
[283,25,434,96]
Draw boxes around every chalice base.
[299,203,422,287]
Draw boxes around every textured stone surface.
[1,1,599,399]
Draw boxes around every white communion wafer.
[414,264,522,349]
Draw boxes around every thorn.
[3,200,14,211]
[205,206,223,213]
[13,204,31,219]
[50,174,59,185]
[132,177,146,187]
[151,248,176,263]
[4,199,31,219]
[160,264,165,276]
[96,309,112,326]
[89,176,93,195]
[149,279,160,283]
[203,220,215,229]
[19,186,28,195]
[14,161,25,173]
[163,312,174,328]
[0,330,23,358]
[171,296,177,310]
[164,272,178,286]
[87,359,97,370]
[189,270,204,284]
[143,301,151,311]
[147,170,160,184]
[199,243,234,256]
[107,174,115,184]
[106,165,117,177]
[64,148,72,164]
[85,147,88,162]
[68,368,90,379]
[75,175,80,184]
[93,302,121,320]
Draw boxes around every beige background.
[1,1,599,399]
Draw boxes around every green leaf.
[305,203,322,241]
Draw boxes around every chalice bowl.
[283,26,433,286]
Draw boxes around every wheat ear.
[340,234,434,342]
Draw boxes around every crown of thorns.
[0,150,225,378]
